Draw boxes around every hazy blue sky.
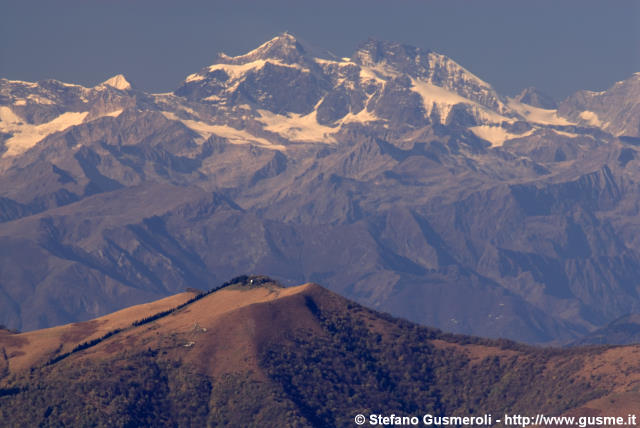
[1,0,638,99]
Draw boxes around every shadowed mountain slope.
[572,313,640,346]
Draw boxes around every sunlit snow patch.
[0,107,88,157]
[411,79,509,125]
[507,99,573,126]
[161,112,286,150]
[552,129,580,138]
[257,110,336,143]
[339,108,380,125]
[579,111,603,127]
[1,107,128,157]
[470,125,533,147]
[103,109,123,118]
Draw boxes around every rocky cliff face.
[0,33,638,343]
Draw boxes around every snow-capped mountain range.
[1,33,639,344]
[1,33,635,160]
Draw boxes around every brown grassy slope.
[1,279,639,427]
[0,290,197,372]
[64,281,324,378]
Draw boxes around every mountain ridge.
[1,277,639,427]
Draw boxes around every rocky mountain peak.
[352,39,424,69]
[351,39,483,85]
[173,32,337,105]
[351,38,504,113]
[558,72,640,136]
[351,38,441,82]
[514,87,557,109]
[172,34,509,121]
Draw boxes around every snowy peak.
[169,34,531,147]
[351,39,490,88]
[220,32,303,65]
[352,39,505,113]
[3,35,633,164]
[175,34,507,118]
[174,32,338,113]
[217,32,335,66]
[86,34,633,153]
[0,75,135,157]
[100,74,132,91]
